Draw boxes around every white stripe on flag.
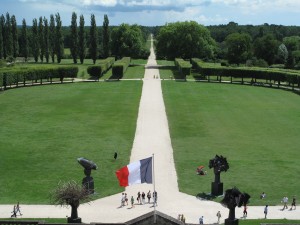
[128,161,141,185]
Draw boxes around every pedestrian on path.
[125,193,128,206]
[11,205,17,218]
[142,192,145,204]
[290,196,296,210]
[153,191,157,206]
[131,196,135,208]
[16,202,22,216]
[199,216,204,224]
[282,196,288,210]
[147,190,151,203]
[216,211,221,223]
[264,205,268,219]
[121,193,125,207]
[137,191,141,204]
[243,204,248,218]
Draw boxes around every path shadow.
[196,192,217,201]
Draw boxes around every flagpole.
[153,153,156,223]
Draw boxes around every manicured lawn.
[0,82,142,204]
[162,82,300,206]
[239,219,300,225]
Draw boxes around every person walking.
[137,191,141,204]
[120,193,125,207]
[125,193,128,206]
[199,216,204,224]
[147,190,151,203]
[153,190,157,206]
[131,196,135,208]
[290,196,296,210]
[216,211,221,224]
[264,205,268,219]
[16,202,22,216]
[142,192,145,204]
[11,205,17,218]
[243,204,248,218]
[282,196,288,210]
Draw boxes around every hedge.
[191,58,300,88]
[112,57,131,79]
[0,66,78,89]
[87,57,115,79]
[175,58,192,77]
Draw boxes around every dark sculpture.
[77,157,97,194]
[50,181,91,224]
[221,187,250,225]
[209,155,229,196]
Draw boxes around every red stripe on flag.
[116,166,129,187]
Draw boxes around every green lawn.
[162,82,300,206]
[0,82,142,204]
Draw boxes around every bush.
[112,57,131,79]
[87,66,102,79]
[175,58,192,77]
[0,66,78,88]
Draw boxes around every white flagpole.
[153,153,156,223]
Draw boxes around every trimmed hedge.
[112,57,131,79]
[0,66,78,89]
[87,57,115,79]
[191,58,300,88]
[175,58,192,77]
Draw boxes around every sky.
[1,0,300,27]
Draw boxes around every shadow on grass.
[196,192,217,201]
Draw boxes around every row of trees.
[0,12,150,64]
[0,12,64,63]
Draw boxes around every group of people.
[259,192,296,219]
[177,214,186,223]
[282,196,296,211]
[120,190,158,208]
[11,202,22,218]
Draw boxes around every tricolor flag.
[116,157,153,187]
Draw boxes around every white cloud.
[80,0,117,7]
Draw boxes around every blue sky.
[1,0,300,26]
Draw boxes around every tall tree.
[11,15,18,58]
[0,15,4,59]
[102,14,110,58]
[156,21,215,60]
[5,13,12,58]
[49,14,55,63]
[31,18,39,62]
[20,18,29,61]
[70,12,78,64]
[38,16,44,62]
[55,13,64,63]
[278,43,288,64]
[43,17,49,63]
[89,14,98,64]
[253,34,279,65]
[225,32,252,65]
[78,14,86,64]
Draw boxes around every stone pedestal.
[225,218,239,225]
[67,217,81,223]
[82,176,94,194]
[211,182,223,196]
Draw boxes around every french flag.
[116,157,153,187]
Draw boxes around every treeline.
[155,21,300,69]
[0,12,150,64]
